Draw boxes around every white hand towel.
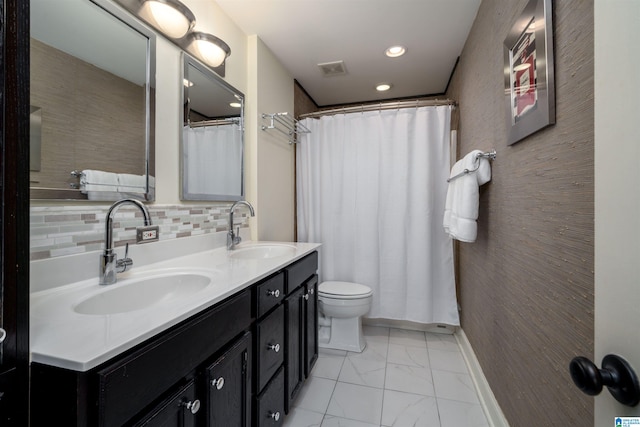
[443,150,492,242]
[117,174,146,193]
[81,170,119,193]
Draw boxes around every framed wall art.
[504,0,555,145]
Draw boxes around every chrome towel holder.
[447,150,496,183]
[261,112,310,144]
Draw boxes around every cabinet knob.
[182,399,201,415]
[309,288,315,295]
[569,354,640,407]
[0,328,6,344]
[267,289,280,298]
[268,411,280,421]
[211,376,225,390]
[268,343,280,353]
[304,293,309,301]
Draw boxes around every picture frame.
[503,0,555,145]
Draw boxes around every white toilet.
[318,281,373,353]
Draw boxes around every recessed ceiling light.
[385,45,406,58]
[376,83,392,92]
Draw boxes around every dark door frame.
[0,0,31,425]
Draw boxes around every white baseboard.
[455,329,510,427]
[363,318,456,335]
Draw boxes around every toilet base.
[318,316,367,353]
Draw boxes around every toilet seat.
[318,281,373,300]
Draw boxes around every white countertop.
[30,241,321,372]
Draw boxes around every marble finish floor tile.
[326,382,384,425]
[294,376,337,414]
[313,353,347,380]
[389,328,427,348]
[437,398,489,426]
[387,343,430,368]
[428,348,467,373]
[381,389,440,427]
[363,325,390,343]
[338,353,386,388]
[283,407,324,427]
[425,332,459,352]
[321,415,380,427]
[385,363,435,396]
[432,369,480,404]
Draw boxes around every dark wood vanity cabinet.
[30,251,319,427]
[283,253,319,413]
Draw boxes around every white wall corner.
[455,329,511,427]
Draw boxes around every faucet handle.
[116,243,133,273]
[234,227,242,245]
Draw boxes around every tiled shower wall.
[30,204,249,261]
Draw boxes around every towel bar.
[447,150,496,183]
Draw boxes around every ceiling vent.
[318,60,347,77]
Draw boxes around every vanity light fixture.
[189,32,231,68]
[229,102,242,108]
[376,83,392,92]
[385,45,406,58]
[140,0,196,39]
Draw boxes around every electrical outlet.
[136,225,159,244]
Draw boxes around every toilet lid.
[319,281,372,297]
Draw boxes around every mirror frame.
[180,52,245,202]
[30,0,156,201]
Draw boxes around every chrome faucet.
[99,199,157,285]
[228,200,255,250]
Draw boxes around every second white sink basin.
[74,271,213,315]
[228,244,297,260]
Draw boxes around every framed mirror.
[181,53,245,201]
[30,0,155,201]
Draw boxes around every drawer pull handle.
[268,411,281,421]
[267,289,280,298]
[183,399,201,415]
[211,376,225,390]
[268,343,280,353]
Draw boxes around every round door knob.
[268,343,280,353]
[569,354,640,407]
[183,399,201,414]
[267,289,280,298]
[211,376,225,390]
[268,411,280,421]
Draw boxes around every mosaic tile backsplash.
[30,204,249,261]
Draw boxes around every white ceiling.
[216,0,481,106]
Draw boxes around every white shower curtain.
[183,125,242,196]
[297,106,459,325]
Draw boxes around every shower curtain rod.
[298,99,457,119]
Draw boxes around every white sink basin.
[229,244,297,260]
[74,272,212,315]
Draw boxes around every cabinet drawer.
[256,273,285,318]
[96,289,252,427]
[256,367,284,427]
[133,379,198,427]
[284,252,318,294]
[256,304,284,392]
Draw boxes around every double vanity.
[30,238,320,427]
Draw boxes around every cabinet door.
[304,275,319,377]
[133,380,199,427]
[284,286,305,412]
[205,331,252,427]
[0,0,30,425]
